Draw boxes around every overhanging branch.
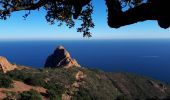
[105,0,170,29]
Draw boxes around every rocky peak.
[44,45,81,68]
[0,56,17,73]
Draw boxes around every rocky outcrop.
[62,71,86,100]
[44,46,81,68]
[75,71,86,81]
[0,56,17,73]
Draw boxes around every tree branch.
[106,0,170,29]
[12,0,48,11]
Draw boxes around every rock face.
[0,56,17,73]
[44,46,81,68]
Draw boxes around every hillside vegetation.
[0,67,170,100]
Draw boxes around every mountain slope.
[0,67,169,100]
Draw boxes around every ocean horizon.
[0,39,170,83]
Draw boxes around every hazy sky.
[0,0,170,40]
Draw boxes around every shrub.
[0,75,13,88]
[2,91,17,100]
[46,89,62,100]
[23,77,45,86]
[6,70,29,81]
[7,69,46,87]
[72,87,93,100]
[17,89,42,100]
[115,95,127,100]
[45,82,65,100]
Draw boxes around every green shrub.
[17,89,42,100]
[7,69,46,87]
[72,87,93,100]
[115,95,128,100]
[0,74,13,88]
[24,77,45,86]
[46,89,62,100]
[45,82,65,100]
[6,70,29,81]
[2,91,17,100]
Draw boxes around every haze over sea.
[0,39,170,83]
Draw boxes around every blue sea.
[0,39,170,83]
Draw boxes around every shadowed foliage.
[0,72,13,88]
[0,0,94,37]
[17,89,42,100]
[0,0,169,36]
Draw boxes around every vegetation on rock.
[0,67,169,100]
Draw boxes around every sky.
[0,0,170,40]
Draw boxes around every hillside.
[0,67,170,100]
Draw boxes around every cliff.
[44,46,81,68]
[0,56,17,73]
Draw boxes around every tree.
[106,0,170,29]
[0,0,169,37]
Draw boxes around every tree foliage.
[0,0,94,37]
[0,0,169,37]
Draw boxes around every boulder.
[44,46,81,68]
[0,56,17,73]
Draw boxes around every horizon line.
[1,37,170,41]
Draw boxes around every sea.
[0,39,170,83]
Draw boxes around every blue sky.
[0,0,170,40]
